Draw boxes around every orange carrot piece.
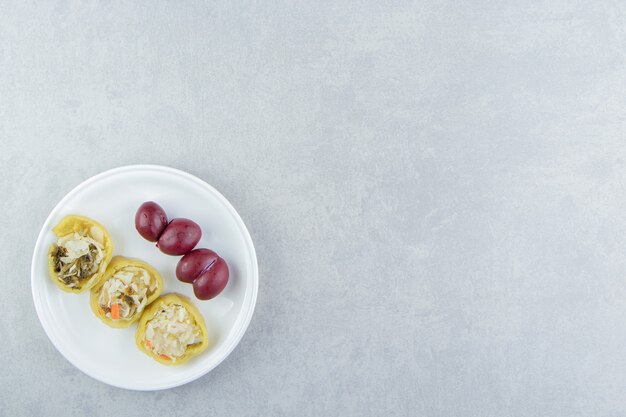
[144,339,153,350]
[159,354,171,361]
[110,303,120,320]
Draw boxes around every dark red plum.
[156,218,201,255]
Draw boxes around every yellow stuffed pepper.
[136,293,209,365]
[48,215,114,293]
[90,256,163,328]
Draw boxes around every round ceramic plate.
[31,165,258,390]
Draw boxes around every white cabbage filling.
[98,266,157,320]
[144,303,202,360]
[53,230,105,288]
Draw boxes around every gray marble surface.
[2,1,626,416]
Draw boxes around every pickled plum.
[135,201,229,300]
[176,249,219,283]
[191,257,229,300]
[135,201,168,242]
[156,218,202,255]
[177,249,229,300]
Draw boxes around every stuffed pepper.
[135,293,209,365]
[90,256,163,328]
[48,215,113,293]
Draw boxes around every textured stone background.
[2,1,626,416]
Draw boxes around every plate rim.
[30,164,259,390]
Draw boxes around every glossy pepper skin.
[48,215,114,294]
[90,256,163,329]
[135,293,209,365]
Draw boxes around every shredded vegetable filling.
[51,230,104,289]
[144,303,202,361]
[98,266,157,320]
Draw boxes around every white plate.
[31,165,258,390]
